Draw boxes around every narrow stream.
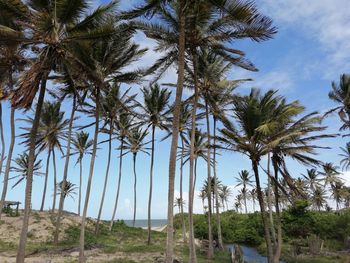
[225,244,286,263]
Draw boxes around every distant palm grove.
[0,0,349,263]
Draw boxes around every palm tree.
[174,197,185,214]
[21,101,68,212]
[331,181,345,211]
[320,163,341,188]
[9,153,43,189]
[340,143,350,171]
[95,86,137,234]
[311,186,328,211]
[140,83,171,245]
[0,1,118,260]
[249,189,257,212]
[328,74,350,131]
[219,185,232,211]
[235,170,253,214]
[302,169,322,191]
[70,131,93,216]
[56,180,77,200]
[123,127,149,227]
[109,112,135,231]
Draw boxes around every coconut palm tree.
[235,170,253,214]
[340,143,350,171]
[219,185,232,211]
[9,153,43,189]
[331,181,345,211]
[0,1,118,260]
[140,83,171,245]
[56,180,77,201]
[328,74,350,131]
[123,127,150,227]
[95,85,137,234]
[311,186,328,211]
[21,101,69,212]
[320,163,341,188]
[109,112,136,231]
[174,197,185,214]
[70,131,93,216]
[302,169,322,191]
[249,188,257,212]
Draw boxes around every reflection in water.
[225,244,285,263]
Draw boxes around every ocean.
[123,219,167,228]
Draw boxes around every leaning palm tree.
[70,131,93,216]
[140,83,171,245]
[0,1,118,260]
[328,74,350,131]
[235,170,253,214]
[21,101,68,212]
[9,153,43,189]
[340,143,350,171]
[123,127,150,227]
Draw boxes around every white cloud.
[261,0,350,78]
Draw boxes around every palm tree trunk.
[272,156,282,263]
[165,0,186,260]
[188,49,199,263]
[213,118,224,250]
[180,136,186,243]
[204,100,214,258]
[0,106,16,220]
[147,125,156,245]
[79,87,100,263]
[132,153,137,227]
[109,138,124,231]
[244,189,248,214]
[54,95,76,243]
[78,158,83,216]
[267,153,276,247]
[95,124,113,234]
[0,103,5,186]
[52,148,57,211]
[40,149,51,211]
[193,158,198,193]
[16,75,47,263]
[252,159,274,263]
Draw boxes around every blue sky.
[1,0,350,220]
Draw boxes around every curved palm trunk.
[95,125,113,234]
[252,160,274,263]
[213,117,224,250]
[109,138,124,231]
[52,149,57,211]
[40,149,52,211]
[188,49,200,263]
[132,153,137,227]
[179,136,186,243]
[204,100,214,258]
[79,87,100,263]
[78,158,83,216]
[166,1,186,260]
[272,156,282,263]
[147,125,156,245]
[17,75,47,263]
[0,103,5,184]
[54,95,76,243]
[0,106,16,220]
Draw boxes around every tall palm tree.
[0,1,118,260]
[56,180,77,201]
[109,113,135,231]
[140,83,171,245]
[9,153,43,189]
[235,170,253,214]
[70,131,93,215]
[95,86,137,234]
[219,185,232,211]
[249,188,257,212]
[340,143,350,171]
[328,74,350,131]
[123,127,149,227]
[21,101,68,211]
[320,163,341,188]
[302,169,322,191]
